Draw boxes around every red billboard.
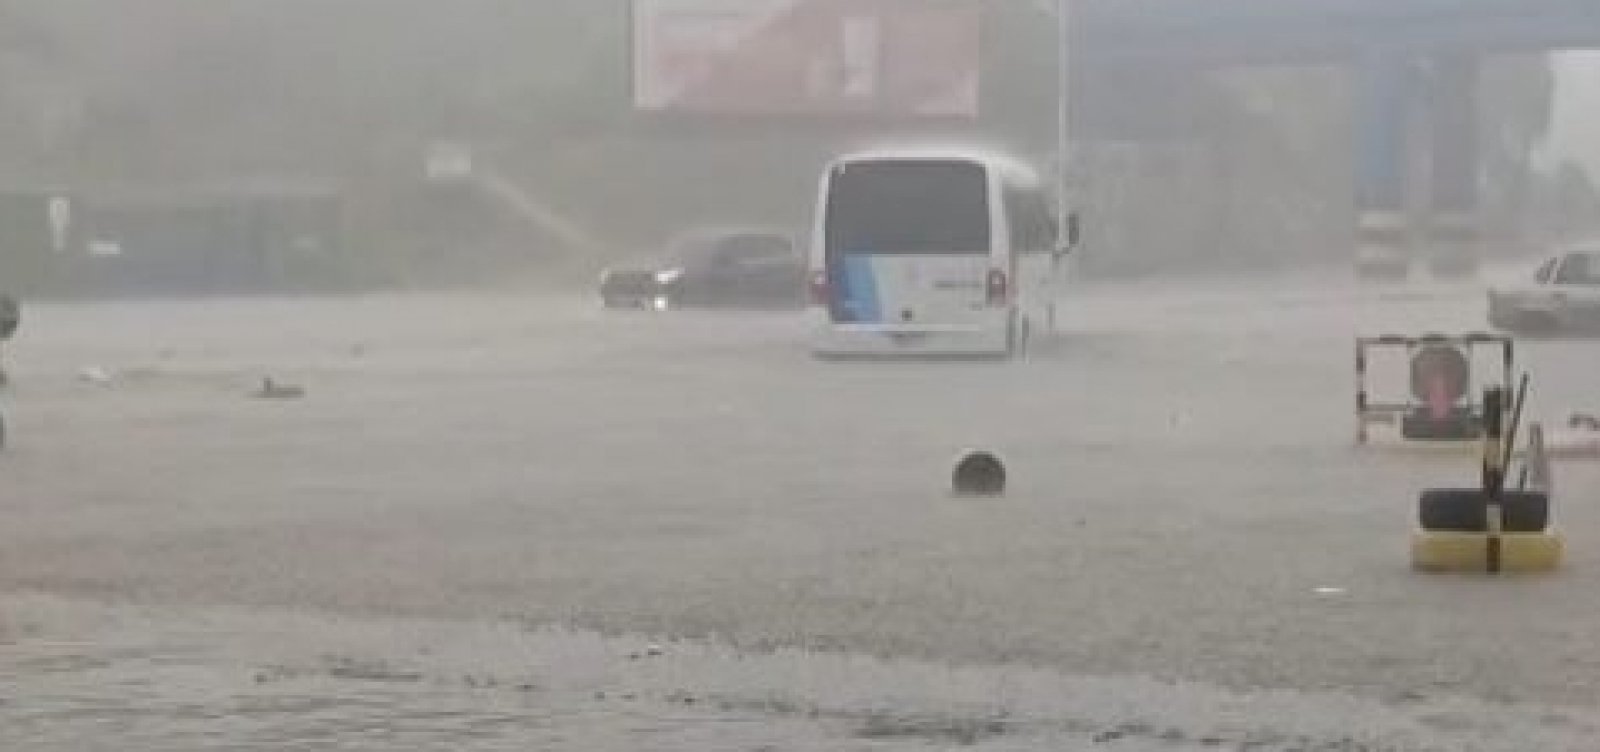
[632,0,982,119]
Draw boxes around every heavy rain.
[3,2,1600,750]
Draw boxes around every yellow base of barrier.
[1411,530,1564,573]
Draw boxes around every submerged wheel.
[952,451,1006,496]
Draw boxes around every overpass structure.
[1070,0,1600,277]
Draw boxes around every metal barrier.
[1355,332,1512,444]
[1411,379,1563,574]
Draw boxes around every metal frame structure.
[1355,332,1513,444]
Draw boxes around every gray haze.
[1,2,1595,294]
[1549,52,1600,174]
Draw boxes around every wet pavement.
[2,272,1599,750]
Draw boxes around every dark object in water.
[0,293,17,389]
[254,377,306,400]
[952,451,1006,496]
[0,294,17,340]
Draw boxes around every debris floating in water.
[253,377,306,400]
[77,366,113,385]
[952,450,1006,497]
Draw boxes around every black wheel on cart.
[1419,488,1549,533]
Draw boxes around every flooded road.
[3,273,1600,750]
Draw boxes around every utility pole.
[1055,0,1073,232]
[1027,0,1074,229]
[1035,0,1076,333]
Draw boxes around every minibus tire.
[1008,315,1030,359]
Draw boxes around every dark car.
[599,228,806,310]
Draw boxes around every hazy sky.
[1549,52,1600,174]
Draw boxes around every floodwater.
[3,270,1599,750]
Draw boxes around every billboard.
[632,0,981,119]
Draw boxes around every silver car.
[1487,247,1600,335]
